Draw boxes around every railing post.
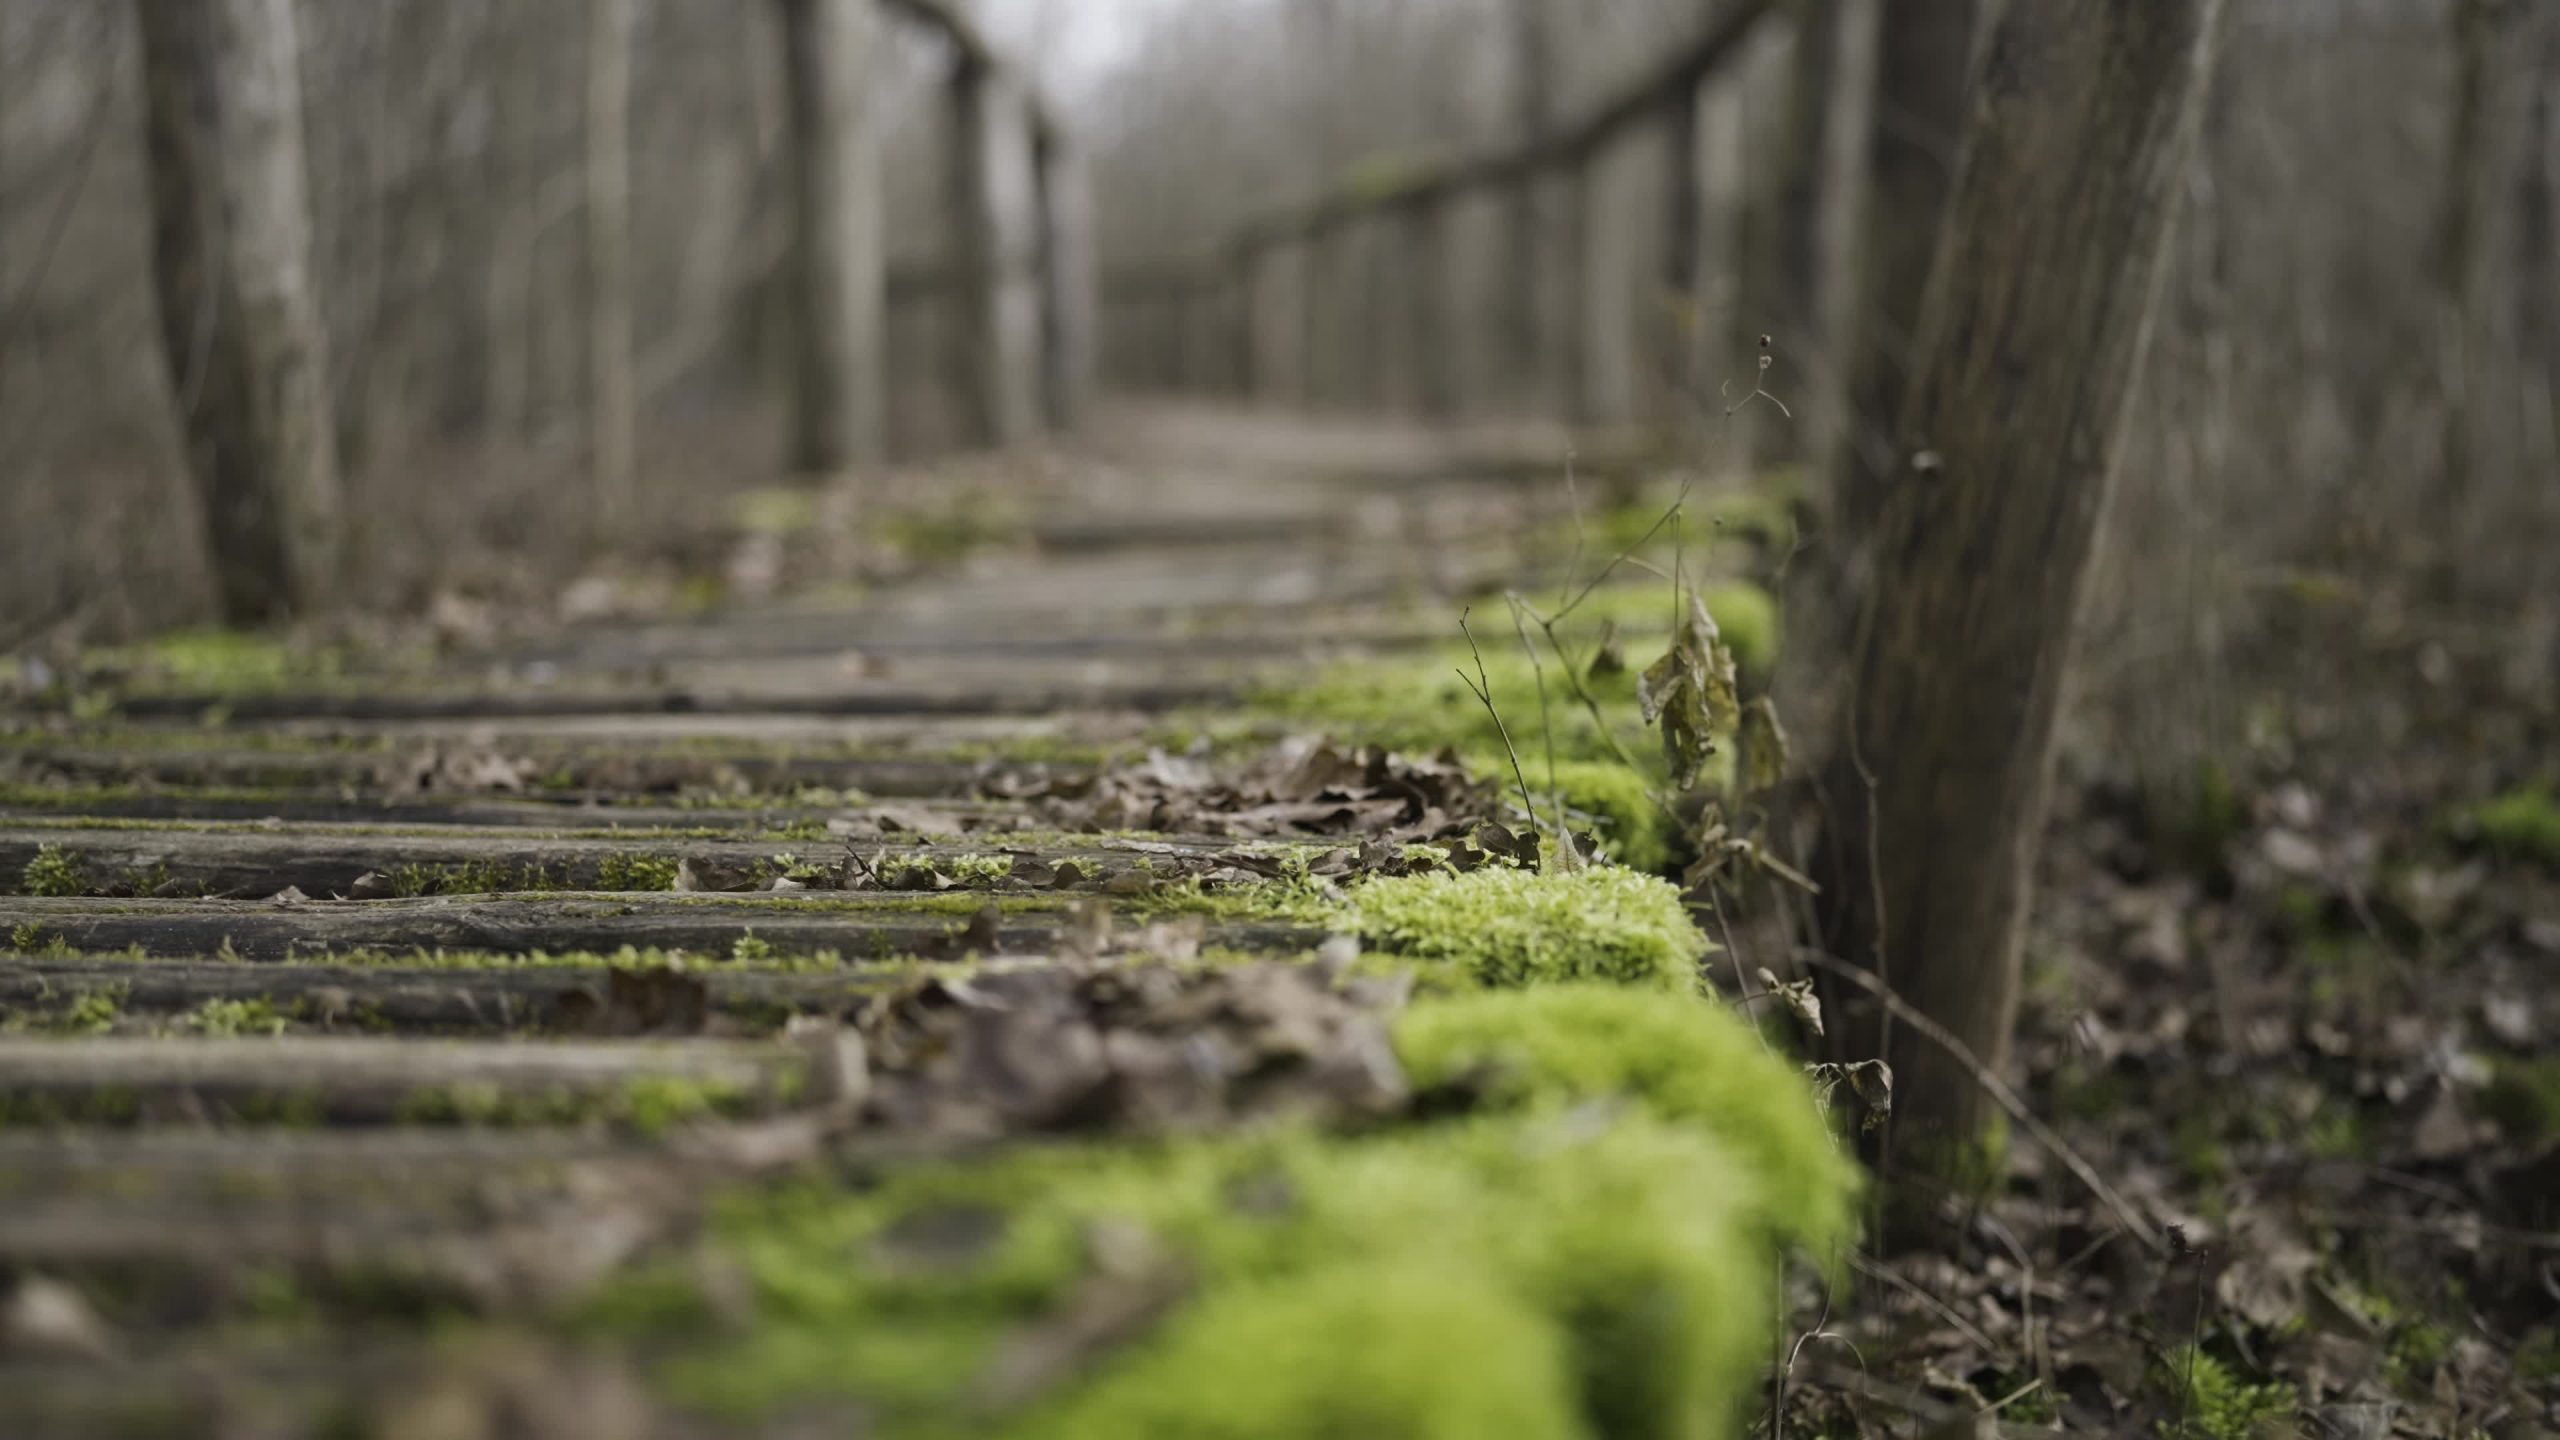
[1300,224,1337,408]
[1227,246,1261,397]
[948,55,1045,447]
[1399,196,1460,420]
[1035,127,1097,431]
[775,0,884,473]
[1573,144,1639,427]
[1292,233,1325,407]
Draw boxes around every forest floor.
[1,403,2553,1438]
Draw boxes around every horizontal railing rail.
[1095,0,1791,429]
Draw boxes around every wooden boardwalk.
[0,404,1692,1435]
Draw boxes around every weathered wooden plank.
[7,742,1010,799]
[0,894,1321,962]
[0,827,1197,900]
[0,1033,800,1130]
[0,957,924,1032]
[102,675,1234,724]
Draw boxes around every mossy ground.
[1346,865,1707,991]
[1234,580,1771,873]
[583,983,1853,1439]
[2466,783,2560,866]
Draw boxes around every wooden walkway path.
[0,404,1701,1435]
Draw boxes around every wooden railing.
[1095,0,1788,429]
[818,0,1095,460]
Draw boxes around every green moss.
[1258,583,1772,768]
[2516,1328,2560,1384]
[384,858,578,897]
[6,984,126,1036]
[179,997,289,1038]
[1537,758,1677,872]
[1390,984,1859,1253]
[2157,1347,2296,1440]
[2476,1055,2560,1149]
[1553,488,1799,580]
[881,501,1027,563]
[1347,866,1706,991]
[88,627,323,692]
[1549,581,1779,676]
[621,1074,744,1139]
[1039,1264,1583,1440]
[388,1074,760,1133]
[606,1110,1844,1438]
[597,853,681,892]
[21,842,89,897]
[2468,785,2560,866]
[734,487,824,536]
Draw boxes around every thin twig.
[1795,950,2166,1258]
[1455,608,1541,846]
[1849,1254,2000,1355]
[1505,593,1573,866]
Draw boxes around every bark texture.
[1808,0,2229,1193]
[775,0,885,474]
[1775,0,1978,776]
[134,0,342,623]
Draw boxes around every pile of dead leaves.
[989,738,1494,843]
[856,947,1409,1140]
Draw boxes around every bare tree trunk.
[1806,0,2228,1206]
[775,0,884,475]
[1830,0,1978,500]
[584,0,637,517]
[134,0,342,624]
[1775,0,1976,837]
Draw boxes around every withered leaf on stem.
[1638,593,1739,790]
[1738,695,1790,797]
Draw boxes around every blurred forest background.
[3,0,2554,799]
[1,1,2558,1431]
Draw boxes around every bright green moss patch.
[1392,984,1859,1252]
[601,1111,1847,1438]
[1347,866,1706,991]
[2468,784,2560,866]
[1538,758,1676,872]
[1548,581,1779,675]
[580,976,1860,1437]
[92,627,318,691]
[21,842,88,897]
[1258,583,1774,768]
[179,997,289,1037]
[1041,1263,1583,1440]
[2157,1347,2297,1440]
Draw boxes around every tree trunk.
[1806,0,2228,1207]
[584,0,638,517]
[775,0,885,475]
[1775,0,1976,857]
[134,0,342,624]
